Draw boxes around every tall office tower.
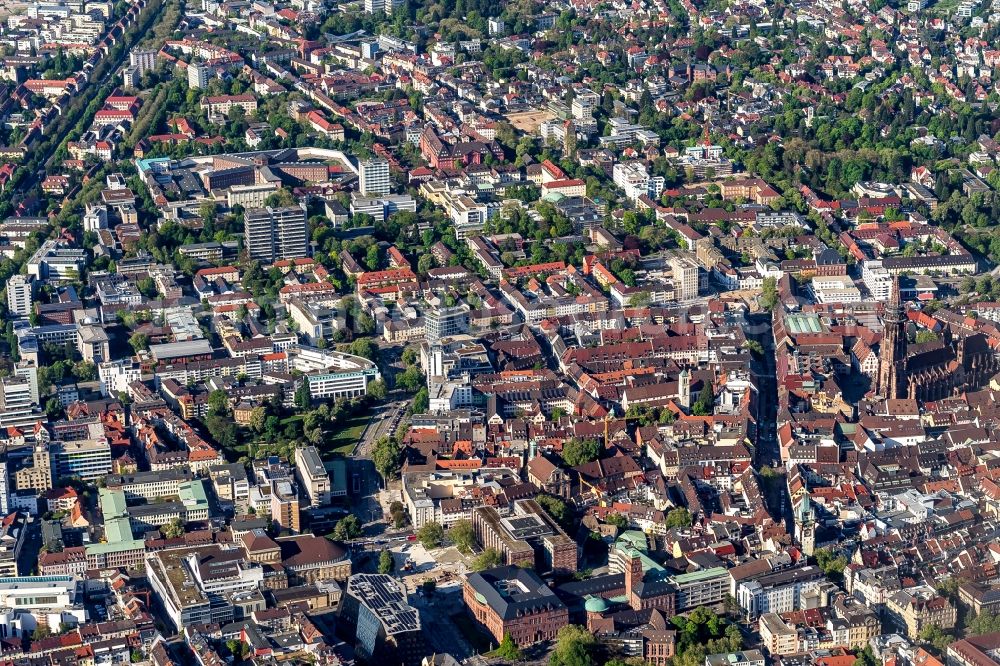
[359,159,390,196]
[6,275,32,318]
[244,204,309,264]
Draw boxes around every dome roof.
[585,596,610,613]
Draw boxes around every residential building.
[243,204,309,264]
[359,159,390,196]
[6,275,32,317]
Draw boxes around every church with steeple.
[875,277,1000,402]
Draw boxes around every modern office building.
[6,275,32,318]
[49,438,113,482]
[243,204,309,264]
[25,240,86,283]
[669,254,700,301]
[735,565,826,619]
[288,347,380,401]
[341,574,425,666]
[472,499,577,574]
[425,303,469,342]
[0,376,41,430]
[85,489,146,570]
[0,575,87,638]
[359,159,390,196]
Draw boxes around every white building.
[0,576,87,638]
[288,346,380,400]
[187,62,211,89]
[6,275,32,318]
[735,566,826,619]
[862,261,892,301]
[99,359,142,397]
[612,162,664,202]
[359,159,390,196]
[811,276,862,303]
[294,446,331,507]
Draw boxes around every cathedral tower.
[877,277,907,399]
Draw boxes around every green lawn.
[323,413,372,457]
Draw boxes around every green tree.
[665,507,693,529]
[495,633,523,661]
[396,365,425,392]
[968,610,1000,636]
[448,519,476,554]
[692,383,714,416]
[162,517,184,539]
[918,624,953,655]
[372,435,402,479]
[417,521,444,549]
[605,513,629,530]
[129,332,150,353]
[561,438,601,466]
[536,494,569,524]
[368,378,387,401]
[332,515,362,541]
[760,276,778,310]
[389,501,408,528]
[472,547,503,571]
[412,387,429,414]
[378,549,394,574]
[815,547,848,581]
[550,625,597,666]
[207,389,230,416]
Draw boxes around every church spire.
[877,276,907,400]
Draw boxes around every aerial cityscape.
[0,0,997,663]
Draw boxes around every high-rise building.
[294,446,331,507]
[6,275,32,317]
[0,457,8,516]
[129,49,157,74]
[187,63,211,90]
[359,159,390,196]
[0,376,39,430]
[877,276,906,399]
[13,361,39,406]
[243,204,309,264]
[669,255,699,301]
